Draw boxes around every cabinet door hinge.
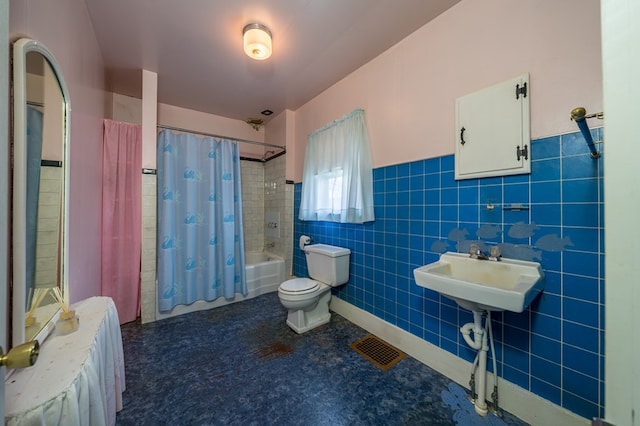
[516,144,528,161]
[515,82,527,99]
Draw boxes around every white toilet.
[278,243,350,334]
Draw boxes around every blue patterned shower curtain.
[157,130,247,312]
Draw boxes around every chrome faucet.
[469,244,487,260]
[469,244,501,261]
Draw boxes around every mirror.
[12,38,70,346]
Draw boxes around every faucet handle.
[469,244,480,257]
[490,246,501,259]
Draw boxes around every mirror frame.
[12,38,71,347]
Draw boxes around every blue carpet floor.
[116,293,528,425]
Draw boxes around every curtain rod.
[156,124,285,151]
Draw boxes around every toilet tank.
[304,244,351,286]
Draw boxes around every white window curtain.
[299,108,375,223]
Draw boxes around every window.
[314,167,343,216]
[299,109,374,223]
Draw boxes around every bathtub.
[156,250,286,320]
[245,251,286,297]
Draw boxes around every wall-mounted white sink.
[413,252,544,312]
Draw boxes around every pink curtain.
[101,119,142,324]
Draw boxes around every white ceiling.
[85,0,461,122]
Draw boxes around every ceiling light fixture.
[243,23,272,60]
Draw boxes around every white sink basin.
[413,252,544,312]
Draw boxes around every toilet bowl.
[277,243,351,334]
[278,278,331,334]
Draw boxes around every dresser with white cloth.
[5,296,126,425]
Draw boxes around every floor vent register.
[350,334,406,371]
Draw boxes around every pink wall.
[108,93,268,168]
[291,0,602,182]
[156,103,266,165]
[10,0,106,302]
[264,111,287,148]
[264,109,294,163]
[158,103,264,143]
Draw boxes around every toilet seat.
[279,278,320,295]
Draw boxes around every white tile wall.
[241,161,265,253]
[264,155,294,276]
[35,166,62,289]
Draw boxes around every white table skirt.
[5,297,126,426]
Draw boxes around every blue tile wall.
[293,129,604,420]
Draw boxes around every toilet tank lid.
[304,244,350,257]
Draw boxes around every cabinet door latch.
[516,144,528,161]
[515,82,527,99]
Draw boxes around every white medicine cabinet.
[455,73,530,180]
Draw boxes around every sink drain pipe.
[460,310,490,416]
[487,311,499,415]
